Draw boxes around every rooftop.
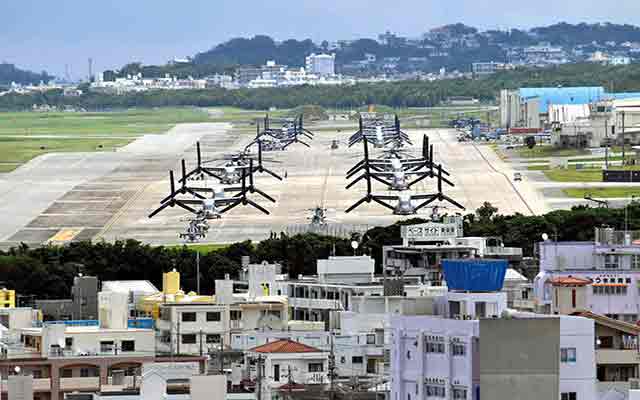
[249,339,323,354]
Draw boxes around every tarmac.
[0,123,561,248]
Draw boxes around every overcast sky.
[3,0,640,78]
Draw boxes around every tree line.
[2,202,640,300]
[3,63,640,112]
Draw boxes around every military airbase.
[0,107,565,248]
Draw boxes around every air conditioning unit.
[454,315,462,320]
[463,315,472,320]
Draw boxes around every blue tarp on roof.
[519,87,605,113]
[442,259,508,292]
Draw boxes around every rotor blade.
[261,167,283,181]
[181,160,188,188]
[407,173,431,188]
[169,170,176,195]
[345,196,369,213]
[174,200,198,214]
[148,201,172,218]
[347,160,366,176]
[297,139,311,148]
[252,188,276,203]
[197,142,202,167]
[246,199,271,215]
[415,197,438,211]
[184,188,207,200]
[220,200,242,214]
[371,174,392,187]
[372,197,396,211]
[439,195,466,211]
[346,174,366,190]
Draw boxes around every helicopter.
[179,216,210,242]
[349,114,412,149]
[347,135,453,192]
[149,162,274,221]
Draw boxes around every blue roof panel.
[519,87,605,112]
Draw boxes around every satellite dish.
[542,233,549,241]
[14,366,21,374]
[351,241,359,250]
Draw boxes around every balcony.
[0,378,51,392]
[289,297,344,310]
[596,349,640,365]
[511,299,536,310]
[60,377,100,391]
[485,247,523,257]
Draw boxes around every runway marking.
[48,228,83,243]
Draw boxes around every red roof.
[548,277,592,287]
[249,339,323,354]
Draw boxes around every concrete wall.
[559,316,596,400]
[480,318,560,400]
[391,316,479,400]
[317,256,374,284]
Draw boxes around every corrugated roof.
[249,339,323,354]
[519,87,605,113]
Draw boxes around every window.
[340,356,346,364]
[65,337,73,348]
[100,341,114,353]
[230,310,242,321]
[633,255,640,270]
[274,364,280,382]
[32,370,42,379]
[561,347,577,363]
[61,369,73,378]
[426,342,445,353]
[206,312,221,322]
[425,385,446,397]
[561,393,577,400]
[80,368,90,378]
[407,350,411,360]
[206,334,221,344]
[121,340,135,352]
[605,255,619,269]
[452,344,466,356]
[181,312,197,322]
[352,356,363,364]
[308,363,323,372]
[366,334,376,345]
[453,388,467,400]
[593,286,627,296]
[521,290,529,300]
[182,334,197,344]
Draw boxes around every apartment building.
[534,227,640,321]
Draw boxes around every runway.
[0,123,551,248]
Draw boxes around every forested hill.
[0,63,53,85]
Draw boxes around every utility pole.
[328,331,337,400]
[176,319,181,356]
[256,355,264,400]
[196,251,201,294]
[622,111,627,165]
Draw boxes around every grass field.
[563,187,640,198]
[544,165,640,182]
[516,145,591,159]
[0,108,210,172]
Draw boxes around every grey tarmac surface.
[101,128,546,245]
[0,123,230,248]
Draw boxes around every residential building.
[34,275,98,321]
[246,339,328,400]
[534,227,640,321]
[305,53,336,77]
[471,62,513,78]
